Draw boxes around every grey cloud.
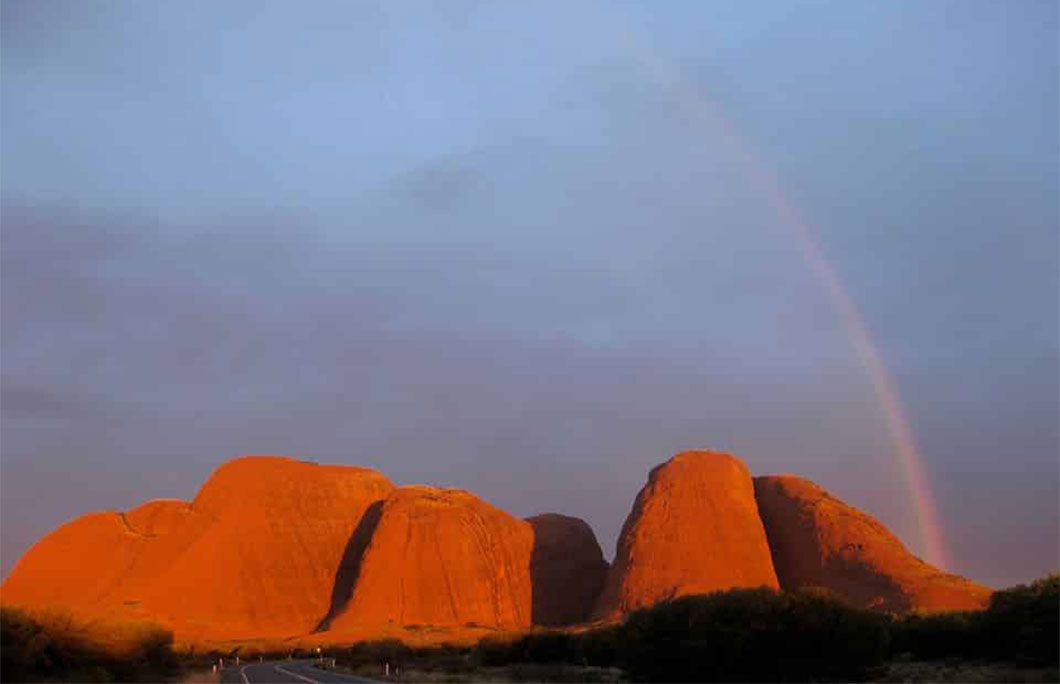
[1,202,897,576]
[0,383,110,420]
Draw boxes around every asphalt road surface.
[220,659,381,684]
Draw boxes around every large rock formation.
[0,511,160,612]
[3,450,997,644]
[144,457,394,640]
[527,513,608,626]
[1,456,394,642]
[593,451,779,619]
[329,486,534,631]
[754,475,991,613]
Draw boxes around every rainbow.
[624,32,950,569]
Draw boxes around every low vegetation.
[328,589,890,682]
[618,587,891,682]
[331,575,1057,683]
[328,638,622,682]
[5,574,1056,682]
[0,607,179,682]
[890,573,1059,665]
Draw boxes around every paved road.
[220,659,381,684]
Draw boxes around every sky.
[2,0,1057,587]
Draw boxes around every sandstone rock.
[8,450,990,643]
[330,486,534,631]
[753,474,991,613]
[124,499,198,537]
[141,456,393,640]
[0,512,150,611]
[1,455,394,642]
[527,513,608,626]
[593,451,779,619]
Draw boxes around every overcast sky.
[2,0,1057,587]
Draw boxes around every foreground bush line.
[3,574,1055,682]
[330,574,1058,683]
[0,607,179,683]
[892,573,1059,665]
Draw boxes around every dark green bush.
[575,625,621,668]
[410,643,472,672]
[983,573,1059,664]
[472,636,520,666]
[888,573,1059,665]
[473,630,596,667]
[340,575,1057,680]
[618,587,890,682]
[335,638,414,669]
[889,610,986,660]
[522,631,578,663]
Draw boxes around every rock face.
[3,450,997,643]
[125,499,197,536]
[593,451,779,619]
[0,511,159,612]
[145,457,394,640]
[527,514,608,626]
[329,486,534,631]
[1,456,394,642]
[754,475,991,613]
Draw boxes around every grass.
[870,659,1060,683]
[330,661,624,683]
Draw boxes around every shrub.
[889,611,986,660]
[472,630,589,667]
[888,573,1059,665]
[575,625,621,668]
[471,636,519,666]
[335,638,413,669]
[618,587,890,682]
[983,573,1059,664]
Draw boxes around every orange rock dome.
[329,486,534,631]
[1,456,393,642]
[592,451,779,619]
[753,474,991,613]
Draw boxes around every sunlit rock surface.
[593,451,779,619]
[754,474,991,613]
[2,451,996,646]
[2,456,394,642]
[330,486,534,631]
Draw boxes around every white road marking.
[240,665,250,684]
[274,663,321,684]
